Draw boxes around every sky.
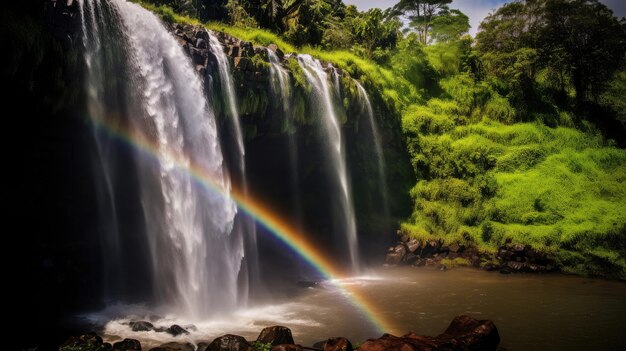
[343,0,626,36]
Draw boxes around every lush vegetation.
[139,0,626,277]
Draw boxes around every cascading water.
[268,49,302,225]
[78,0,123,300]
[80,0,244,319]
[207,32,258,304]
[298,55,359,270]
[354,81,389,219]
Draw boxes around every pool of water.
[91,267,626,350]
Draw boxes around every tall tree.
[393,0,453,44]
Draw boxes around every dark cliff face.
[172,24,414,264]
[5,7,413,348]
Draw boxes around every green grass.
[401,117,626,277]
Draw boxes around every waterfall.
[297,55,359,270]
[207,32,259,304]
[355,81,389,219]
[78,0,124,301]
[80,0,243,319]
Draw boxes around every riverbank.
[385,230,626,280]
[60,315,500,351]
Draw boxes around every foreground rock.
[60,316,500,351]
[323,337,353,351]
[257,326,295,345]
[60,333,112,351]
[359,315,499,351]
[113,339,142,351]
[206,334,251,351]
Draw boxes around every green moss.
[441,257,471,267]
[286,57,310,91]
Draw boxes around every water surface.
[95,267,626,350]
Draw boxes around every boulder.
[402,253,417,264]
[359,316,499,351]
[195,29,210,41]
[167,324,189,336]
[271,345,302,351]
[230,46,240,57]
[441,315,500,350]
[385,252,403,265]
[60,333,111,351]
[400,234,410,242]
[196,38,207,49]
[506,261,527,272]
[206,334,251,351]
[149,342,195,351]
[323,337,353,351]
[257,326,295,346]
[130,321,154,332]
[394,244,407,256]
[406,239,420,253]
[112,339,141,351]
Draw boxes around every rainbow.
[90,119,396,334]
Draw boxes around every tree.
[393,0,453,44]
[540,0,626,103]
[476,0,626,107]
[430,8,469,42]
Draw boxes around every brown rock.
[257,326,295,346]
[359,316,499,351]
[206,335,250,351]
[323,337,353,351]
[406,239,420,253]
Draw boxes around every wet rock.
[197,38,207,49]
[400,234,410,242]
[512,244,526,253]
[230,46,240,57]
[406,239,420,253]
[506,261,527,272]
[267,43,279,52]
[322,337,353,351]
[442,315,500,350]
[359,316,499,351]
[439,264,448,271]
[387,246,395,253]
[413,258,426,267]
[207,334,251,351]
[257,326,295,346]
[449,243,462,253]
[271,345,302,351]
[60,333,111,351]
[196,343,210,351]
[167,324,189,336]
[394,244,407,256]
[385,251,403,265]
[149,342,195,351]
[112,339,141,351]
[403,253,417,264]
[130,320,154,332]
